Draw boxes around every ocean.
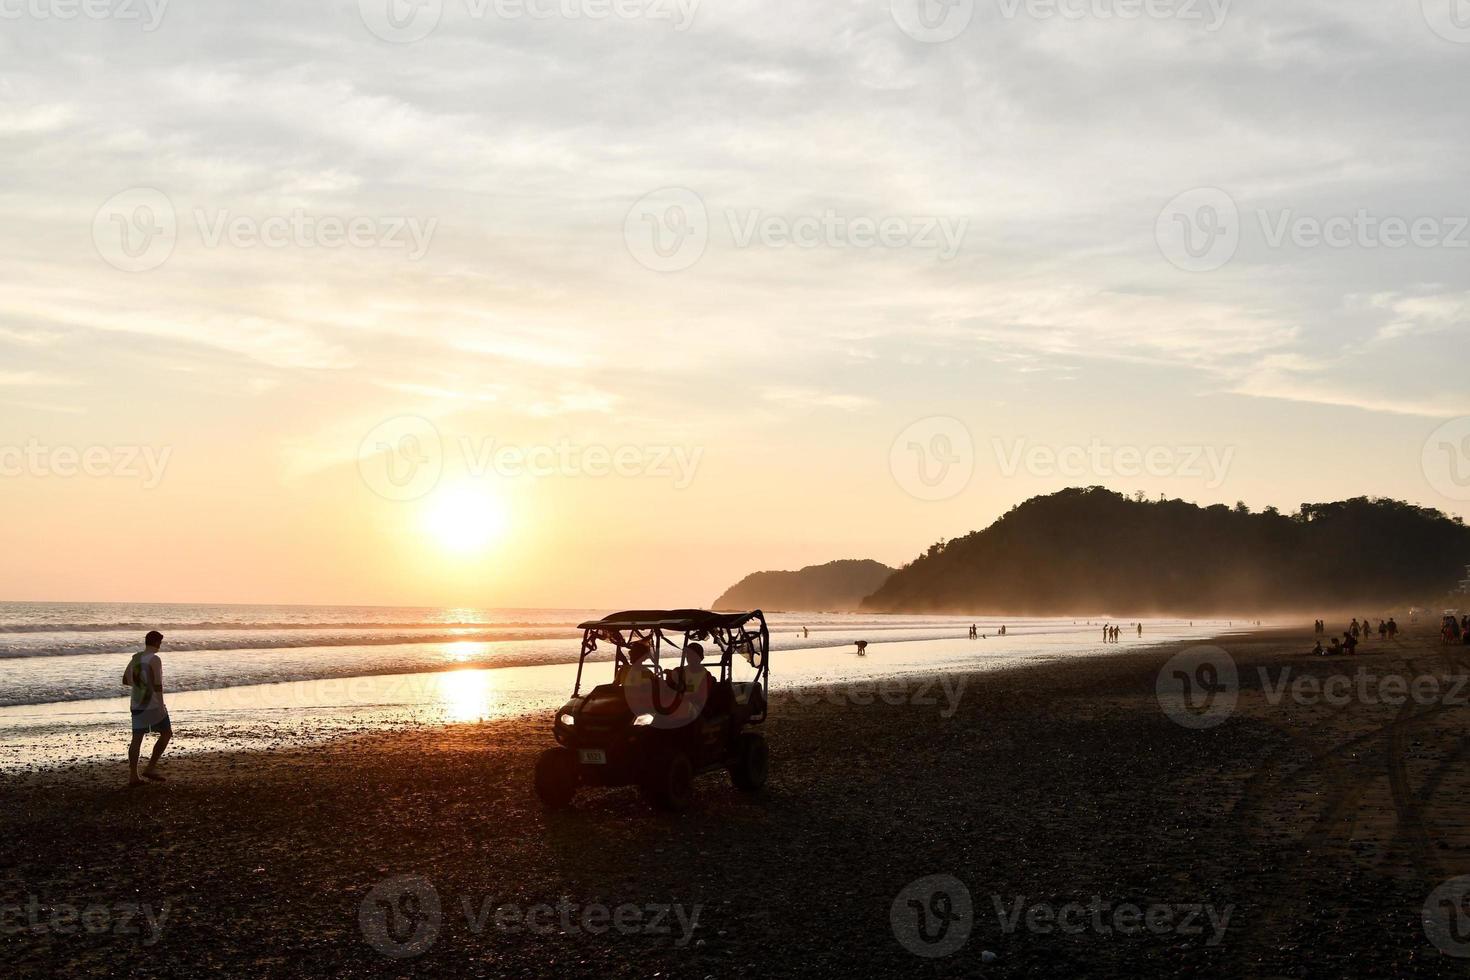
[0,602,1242,768]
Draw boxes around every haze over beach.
[5,2,1470,978]
[2,2,1469,611]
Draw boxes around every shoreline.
[6,624,1469,976]
[0,624,1241,772]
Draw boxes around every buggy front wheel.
[640,751,695,812]
[534,747,579,810]
[729,732,768,792]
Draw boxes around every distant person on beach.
[123,631,171,787]
[1137,623,1142,637]
[1387,617,1398,638]
[1343,631,1358,655]
[855,640,868,657]
[1000,625,1006,636]
[1327,636,1343,655]
[1311,639,1325,656]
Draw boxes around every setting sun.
[422,484,509,555]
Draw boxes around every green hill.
[862,487,1470,616]
[713,559,895,612]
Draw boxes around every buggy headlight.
[559,712,575,726]
[633,713,655,727]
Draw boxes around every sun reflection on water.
[431,669,500,723]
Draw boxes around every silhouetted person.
[124,630,171,787]
[667,642,712,723]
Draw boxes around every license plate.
[578,749,607,765]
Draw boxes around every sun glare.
[422,484,509,555]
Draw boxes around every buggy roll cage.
[571,609,770,700]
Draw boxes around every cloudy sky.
[2,0,1468,606]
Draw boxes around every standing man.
[124,630,172,787]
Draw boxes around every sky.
[1,0,1469,608]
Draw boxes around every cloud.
[763,387,874,412]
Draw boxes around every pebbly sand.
[3,623,1469,977]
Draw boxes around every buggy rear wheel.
[534,747,579,810]
[730,732,768,792]
[640,751,695,812]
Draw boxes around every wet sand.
[3,624,1468,977]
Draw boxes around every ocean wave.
[0,627,579,659]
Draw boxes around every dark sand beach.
[4,624,1469,977]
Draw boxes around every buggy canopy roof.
[577,609,763,633]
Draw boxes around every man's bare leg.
[128,730,146,786]
[143,731,171,781]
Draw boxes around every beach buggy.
[534,609,771,811]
